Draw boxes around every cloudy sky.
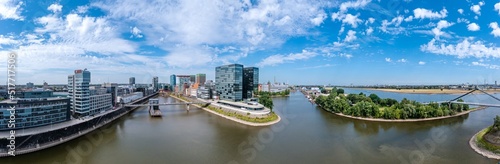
[1,0,500,85]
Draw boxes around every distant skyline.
[1,0,500,85]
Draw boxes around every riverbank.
[470,127,500,159]
[322,106,487,122]
[362,88,500,94]
[169,95,280,126]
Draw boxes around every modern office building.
[170,74,176,91]
[196,74,206,86]
[129,77,135,86]
[68,69,112,117]
[26,82,34,89]
[177,75,191,94]
[89,92,112,115]
[68,69,91,117]
[0,97,71,130]
[243,67,259,99]
[215,64,243,101]
[190,75,196,83]
[152,76,159,92]
[16,90,54,98]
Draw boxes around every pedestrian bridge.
[422,88,500,108]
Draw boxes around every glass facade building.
[68,69,91,116]
[243,67,259,99]
[170,74,176,91]
[215,64,243,101]
[153,76,159,92]
[0,98,71,130]
[129,77,135,85]
[196,73,206,85]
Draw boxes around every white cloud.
[338,26,345,35]
[431,20,453,39]
[311,13,327,26]
[457,18,470,24]
[344,30,357,42]
[342,14,363,28]
[366,27,374,35]
[467,23,480,31]
[76,5,89,14]
[0,35,18,45]
[367,17,375,24]
[470,2,484,15]
[457,9,464,14]
[48,4,62,13]
[418,61,426,65]
[420,38,500,58]
[413,8,448,19]
[131,26,143,38]
[495,2,500,15]
[93,0,330,67]
[339,0,372,12]
[471,61,500,70]
[490,22,500,37]
[385,58,392,62]
[257,50,317,67]
[164,46,215,68]
[397,58,407,63]
[404,16,413,22]
[297,64,335,70]
[0,0,23,20]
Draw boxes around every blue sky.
[0,0,500,85]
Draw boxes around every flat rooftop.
[1,97,69,104]
[218,100,265,109]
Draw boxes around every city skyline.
[1,0,500,85]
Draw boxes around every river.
[0,89,499,163]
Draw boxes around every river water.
[1,89,499,164]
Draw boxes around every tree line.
[255,89,290,97]
[315,92,470,119]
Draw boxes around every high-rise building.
[216,64,243,101]
[153,76,159,92]
[26,82,34,89]
[243,67,259,99]
[196,73,206,85]
[170,74,176,91]
[129,77,135,86]
[190,75,196,83]
[177,75,191,95]
[68,69,91,116]
[68,69,112,117]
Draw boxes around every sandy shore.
[170,95,280,126]
[328,106,486,122]
[366,88,500,94]
[469,127,500,159]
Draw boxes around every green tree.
[336,88,345,95]
[259,95,274,112]
[369,94,381,104]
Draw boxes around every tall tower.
[153,76,159,92]
[170,74,176,91]
[243,67,259,99]
[216,64,243,101]
[129,77,135,86]
[68,69,91,116]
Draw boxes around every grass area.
[476,126,500,154]
[207,106,279,123]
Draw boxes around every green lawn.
[476,126,500,154]
[207,106,279,123]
